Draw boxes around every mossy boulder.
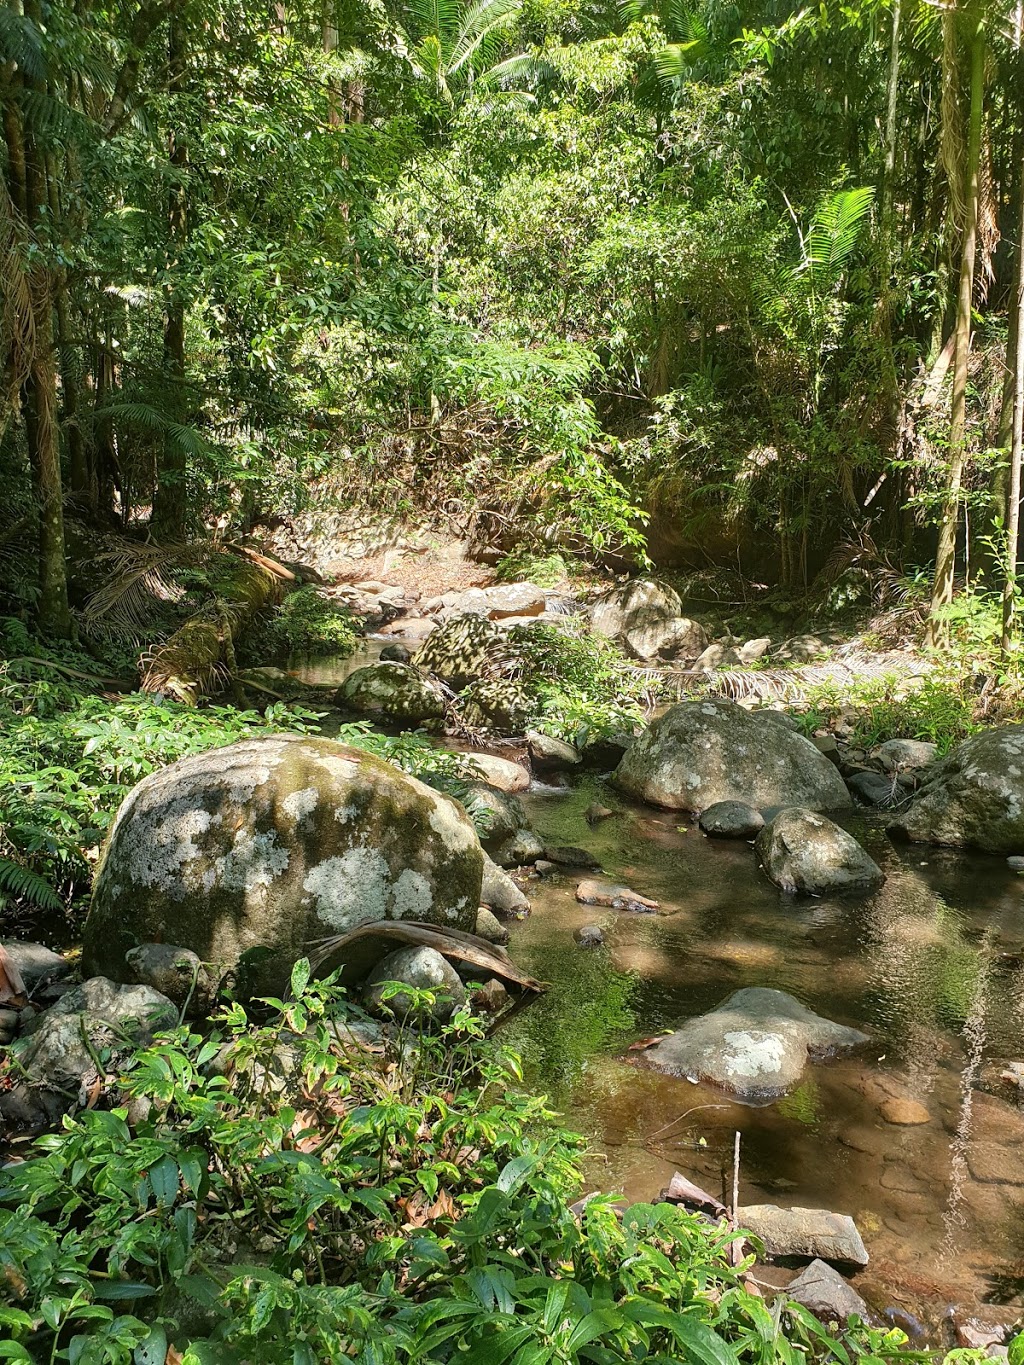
[613,700,851,813]
[411,614,507,691]
[337,662,446,726]
[83,735,483,995]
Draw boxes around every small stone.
[473,978,510,1012]
[544,845,601,869]
[124,944,216,1019]
[1008,856,1024,872]
[874,739,938,772]
[878,1097,931,1126]
[847,771,896,808]
[491,829,545,868]
[0,1007,19,1034]
[364,946,466,1022]
[699,801,764,840]
[737,637,772,665]
[474,908,509,945]
[574,924,604,948]
[813,735,841,765]
[533,860,556,876]
[481,855,531,919]
[787,1259,871,1325]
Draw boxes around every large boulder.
[590,580,706,662]
[756,808,883,896]
[337,662,446,726]
[412,614,507,690]
[444,583,546,620]
[83,735,483,995]
[888,726,1024,854]
[613,701,851,813]
[640,987,868,1100]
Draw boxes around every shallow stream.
[507,773,1024,1327]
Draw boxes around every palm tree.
[399,0,540,113]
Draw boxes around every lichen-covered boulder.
[887,726,1024,854]
[756,808,883,896]
[83,735,483,995]
[337,661,445,725]
[613,701,851,813]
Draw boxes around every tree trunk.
[150,2,189,542]
[1003,201,1024,652]
[927,17,984,644]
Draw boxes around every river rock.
[786,1259,871,1323]
[378,643,411,663]
[491,829,546,868]
[698,801,764,840]
[481,854,531,919]
[0,940,72,995]
[640,987,868,1100]
[847,771,896,807]
[336,661,446,726]
[83,735,482,996]
[888,726,1024,854]
[124,944,216,1018]
[474,907,509,944]
[463,782,529,845]
[378,616,436,643]
[526,730,582,770]
[460,679,533,731]
[466,752,530,793]
[590,580,706,662]
[756,809,883,896]
[412,614,507,690]
[874,739,938,772]
[575,924,605,948]
[576,879,659,913]
[738,1205,869,1267]
[613,701,851,813]
[1,977,176,1127]
[364,946,466,1022]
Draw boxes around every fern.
[803,186,875,291]
[0,857,64,914]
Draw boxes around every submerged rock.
[738,1205,869,1267]
[83,735,482,996]
[756,808,883,896]
[888,726,1024,854]
[613,701,851,813]
[575,924,605,948]
[640,987,868,1100]
[698,801,764,840]
[364,946,465,1022]
[544,845,601,869]
[786,1259,872,1322]
[337,661,445,726]
[576,879,659,913]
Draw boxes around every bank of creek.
[287,634,1024,1337]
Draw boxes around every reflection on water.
[505,773,1024,1322]
[286,638,387,687]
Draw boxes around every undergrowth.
[0,966,980,1365]
[240,586,359,662]
[0,645,482,926]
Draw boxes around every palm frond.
[0,8,45,81]
[803,186,875,289]
[405,0,461,42]
[653,39,705,85]
[449,0,521,75]
[475,52,552,90]
[98,401,211,458]
[82,538,227,643]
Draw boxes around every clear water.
[504,773,1024,1327]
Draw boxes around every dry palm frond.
[82,537,230,642]
[940,6,966,226]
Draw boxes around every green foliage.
[242,587,359,661]
[494,550,571,587]
[507,622,649,743]
[800,673,982,755]
[0,966,941,1364]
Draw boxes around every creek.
[286,647,1024,1327]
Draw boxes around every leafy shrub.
[494,551,571,588]
[509,622,648,744]
[242,586,359,661]
[0,966,953,1364]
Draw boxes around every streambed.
[507,773,1024,1329]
